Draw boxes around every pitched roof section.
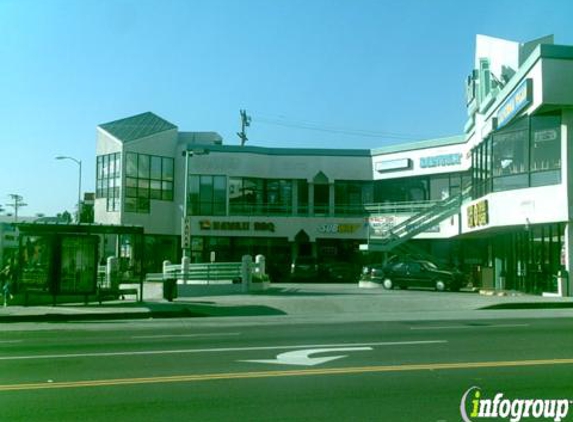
[98,112,177,143]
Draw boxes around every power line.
[251,113,425,141]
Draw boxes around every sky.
[2,0,573,217]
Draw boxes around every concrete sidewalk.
[1,283,573,323]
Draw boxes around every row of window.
[188,175,466,217]
[472,113,561,197]
[125,153,175,213]
[100,115,561,217]
[96,153,121,211]
[96,152,175,213]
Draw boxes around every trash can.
[163,277,177,302]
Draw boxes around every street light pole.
[181,148,209,258]
[55,156,82,223]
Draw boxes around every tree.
[79,200,94,223]
[56,211,73,224]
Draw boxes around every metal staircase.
[366,186,472,252]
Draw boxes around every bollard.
[241,255,253,293]
[557,270,568,297]
[255,255,266,275]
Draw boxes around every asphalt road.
[1,316,573,422]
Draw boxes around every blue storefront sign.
[420,153,462,169]
[496,79,532,129]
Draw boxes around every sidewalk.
[1,283,573,323]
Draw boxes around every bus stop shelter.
[14,223,144,305]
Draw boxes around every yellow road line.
[2,358,573,392]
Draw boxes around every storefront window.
[472,113,562,197]
[429,176,449,201]
[229,177,292,215]
[492,117,529,192]
[374,177,428,203]
[297,180,309,215]
[189,175,227,216]
[124,152,175,213]
[530,113,561,187]
[335,181,372,215]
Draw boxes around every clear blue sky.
[2,0,573,216]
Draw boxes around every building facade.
[94,34,573,294]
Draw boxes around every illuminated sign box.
[375,158,412,173]
[420,153,462,168]
[467,200,489,229]
[496,79,532,130]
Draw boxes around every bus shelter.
[14,223,144,304]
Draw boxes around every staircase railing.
[367,186,472,252]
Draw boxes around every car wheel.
[435,280,446,292]
[382,278,394,290]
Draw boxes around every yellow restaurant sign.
[467,200,489,229]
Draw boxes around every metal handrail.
[367,186,473,250]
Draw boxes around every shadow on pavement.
[0,301,287,323]
[248,287,355,297]
[480,302,573,310]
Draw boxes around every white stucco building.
[94,34,573,294]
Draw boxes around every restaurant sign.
[467,200,489,229]
[199,220,276,233]
[496,79,532,130]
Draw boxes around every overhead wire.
[250,112,426,141]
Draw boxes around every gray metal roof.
[98,112,177,143]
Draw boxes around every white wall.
[372,143,471,181]
[475,35,520,80]
[542,59,573,105]
[185,150,373,181]
[461,184,568,234]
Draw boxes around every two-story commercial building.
[94,34,573,294]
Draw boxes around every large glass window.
[374,177,429,203]
[335,181,372,215]
[96,152,121,212]
[297,180,309,215]
[228,177,292,215]
[124,152,174,213]
[530,113,561,187]
[492,118,529,192]
[189,175,227,216]
[471,113,561,197]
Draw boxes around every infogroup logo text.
[460,386,571,422]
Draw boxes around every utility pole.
[7,194,27,223]
[237,109,251,146]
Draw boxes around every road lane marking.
[0,340,446,361]
[2,357,573,392]
[241,347,373,366]
[410,323,530,331]
[131,332,241,340]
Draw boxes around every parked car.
[361,258,464,291]
[290,256,319,282]
[321,262,361,283]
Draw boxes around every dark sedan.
[362,259,463,291]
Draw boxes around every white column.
[563,110,573,296]
[241,255,253,292]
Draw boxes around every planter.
[249,281,270,292]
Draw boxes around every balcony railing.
[227,200,451,218]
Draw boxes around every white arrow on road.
[240,347,373,366]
